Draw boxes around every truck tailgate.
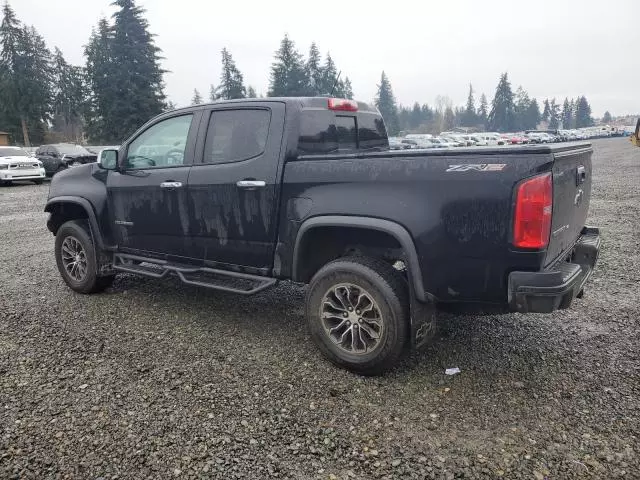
[545,144,593,266]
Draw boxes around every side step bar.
[113,253,276,295]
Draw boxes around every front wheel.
[306,256,409,376]
[55,220,115,294]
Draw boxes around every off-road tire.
[306,256,409,376]
[55,220,115,294]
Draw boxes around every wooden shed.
[0,132,9,146]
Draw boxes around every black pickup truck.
[45,97,600,375]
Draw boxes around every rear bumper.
[508,226,600,313]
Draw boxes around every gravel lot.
[1,138,638,479]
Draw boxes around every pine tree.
[477,93,488,129]
[305,42,322,95]
[0,4,53,145]
[246,85,257,98]
[542,99,551,122]
[410,102,422,129]
[488,73,515,132]
[602,111,612,123]
[217,48,245,100]
[513,86,531,131]
[548,98,560,129]
[462,84,477,127]
[84,18,113,143]
[191,88,202,105]
[106,0,166,142]
[574,96,594,128]
[342,77,353,99]
[320,53,338,95]
[209,84,217,101]
[51,47,86,142]
[526,98,541,130]
[374,71,399,135]
[561,98,573,130]
[268,34,308,97]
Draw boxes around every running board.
[113,253,276,295]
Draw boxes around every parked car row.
[393,125,625,151]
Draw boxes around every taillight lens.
[513,172,553,249]
[327,98,358,112]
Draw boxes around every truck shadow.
[108,274,561,382]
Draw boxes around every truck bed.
[282,142,593,305]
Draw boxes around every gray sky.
[13,0,640,116]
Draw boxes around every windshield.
[0,147,28,157]
[56,145,92,155]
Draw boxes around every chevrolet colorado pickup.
[45,97,600,375]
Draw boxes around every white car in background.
[0,146,46,186]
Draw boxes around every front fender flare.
[44,196,105,250]
[293,215,426,302]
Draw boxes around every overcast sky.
[12,0,640,116]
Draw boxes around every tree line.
[375,71,596,136]
[0,0,603,145]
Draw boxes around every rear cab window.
[297,99,388,155]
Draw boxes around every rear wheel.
[306,256,408,376]
[55,220,115,294]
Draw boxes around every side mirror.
[98,149,118,170]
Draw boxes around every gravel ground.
[1,138,638,479]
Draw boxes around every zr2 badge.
[446,164,507,172]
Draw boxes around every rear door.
[186,102,285,272]
[545,145,593,265]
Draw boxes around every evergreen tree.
[569,98,576,128]
[513,86,531,131]
[268,34,307,97]
[191,88,202,105]
[209,84,217,101]
[374,71,399,135]
[548,98,560,129]
[165,100,176,111]
[462,84,477,127]
[526,98,541,130]
[488,73,515,132]
[342,77,353,99]
[320,52,338,95]
[561,97,573,129]
[410,102,422,129]
[106,0,166,142]
[246,85,257,98]
[51,47,86,142]
[542,99,551,122]
[84,18,112,143]
[477,93,488,129]
[305,42,322,95]
[574,96,594,128]
[602,111,612,123]
[0,4,53,145]
[217,48,245,100]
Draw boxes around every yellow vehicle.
[631,118,640,146]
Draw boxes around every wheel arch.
[45,196,105,250]
[292,215,426,302]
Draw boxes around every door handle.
[236,180,266,189]
[160,181,183,188]
[576,166,586,185]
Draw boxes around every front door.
[187,103,285,272]
[107,112,199,261]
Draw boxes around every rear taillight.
[513,172,553,249]
[327,98,358,112]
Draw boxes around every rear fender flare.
[292,215,426,302]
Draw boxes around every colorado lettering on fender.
[446,164,507,172]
